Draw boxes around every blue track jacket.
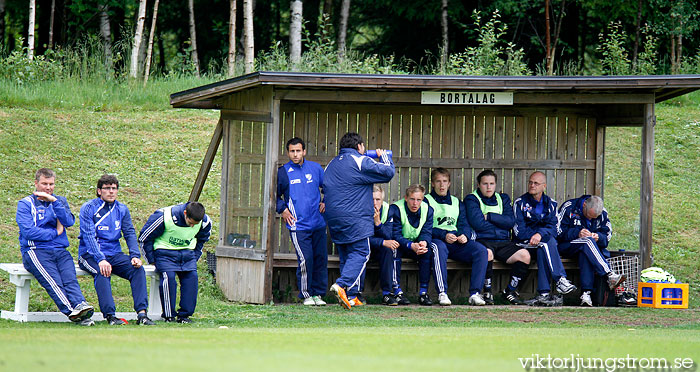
[424,190,477,241]
[512,192,558,244]
[17,194,75,253]
[78,198,139,262]
[556,195,612,249]
[138,203,212,266]
[369,204,392,249]
[464,190,515,241]
[276,159,326,231]
[322,148,394,244]
[388,201,433,249]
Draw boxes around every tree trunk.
[676,33,682,73]
[158,31,166,72]
[545,0,552,75]
[0,0,6,49]
[129,0,148,78]
[188,0,200,76]
[289,0,302,66]
[98,2,113,73]
[48,0,55,49]
[228,0,237,77]
[670,34,676,74]
[632,0,642,66]
[28,0,36,61]
[337,0,350,60]
[143,0,160,85]
[243,0,254,73]
[322,0,333,18]
[440,0,448,70]
[549,0,566,75]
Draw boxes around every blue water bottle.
[365,150,393,158]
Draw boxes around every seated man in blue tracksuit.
[323,132,395,310]
[512,171,576,306]
[557,194,624,306]
[424,168,489,306]
[464,169,530,305]
[16,168,95,325]
[389,184,441,306]
[139,202,211,322]
[276,137,328,306]
[362,185,403,306]
[78,174,155,325]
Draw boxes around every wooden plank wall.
[273,102,599,257]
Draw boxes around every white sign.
[421,91,513,105]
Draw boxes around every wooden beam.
[514,93,655,105]
[595,126,605,197]
[261,98,281,304]
[639,103,655,274]
[275,89,420,103]
[221,109,273,123]
[596,117,645,127]
[189,118,223,202]
[216,246,265,261]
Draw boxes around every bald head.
[527,171,547,201]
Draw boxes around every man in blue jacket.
[424,168,489,306]
[366,185,402,306]
[390,184,442,306]
[557,195,624,306]
[16,168,95,325]
[464,169,529,305]
[139,202,211,322]
[276,137,327,306]
[323,132,394,309]
[512,171,576,306]
[78,174,155,325]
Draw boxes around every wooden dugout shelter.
[171,72,700,304]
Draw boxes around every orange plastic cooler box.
[637,282,689,309]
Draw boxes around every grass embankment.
[0,77,699,320]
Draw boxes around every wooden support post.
[261,99,281,303]
[595,126,605,197]
[189,118,223,202]
[639,103,655,272]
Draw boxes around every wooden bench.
[0,263,162,322]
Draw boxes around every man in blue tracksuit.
[512,171,576,306]
[139,202,211,322]
[276,137,328,306]
[323,132,394,309]
[389,184,440,306]
[424,168,489,306]
[366,185,402,306]
[464,169,530,305]
[78,174,155,325]
[16,168,95,325]
[557,194,624,306]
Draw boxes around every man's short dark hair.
[339,132,364,151]
[286,137,305,151]
[431,168,451,182]
[186,202,206,222]
[477,169,498,184]
[35,168,56,181]
[96,174,119,197]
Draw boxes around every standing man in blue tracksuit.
[424,168,489,306]
[389,184,440,306]
[464,169,530,305]
[139,202,211,323]
[557,195,624,306]
[78,174,155,325]
[323,132,394,309]
[16,168,95,325]
[512,171,576,306]
[276,137,328,306]
[366,185,402,306]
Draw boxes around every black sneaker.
[524,293,556,307]
[419,293,433,306]
[177,317,194,324]
[395,292,411,305]
[501,289,524,305]
[382,294,398,306]
[163,317,175,323]
[106,315,126,325]
[137,315,156,326]
[483,291,495,305]
[76,318,95,326]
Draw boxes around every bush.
[597,22,631,75]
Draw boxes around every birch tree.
[28,0,36,61]
[243,0,254,73]
[187,0,200,76]
[440,0,448,69]
[144,0,160,84]
[130,0,148,78]
[98,2,113,72]
[227,0,237,77]
[338,0,350,60]
[48,0,55,49]
[289,0,302,66]
[0,0,5,48]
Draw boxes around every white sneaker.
[302,297,315,306]
[313,296,327,306]
[580,291,593,307]
[556,277,577,295]
[438,292,452,306]
[607,272,626,290]
[468,293,486,306]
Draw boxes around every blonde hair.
[405,184,426,197]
